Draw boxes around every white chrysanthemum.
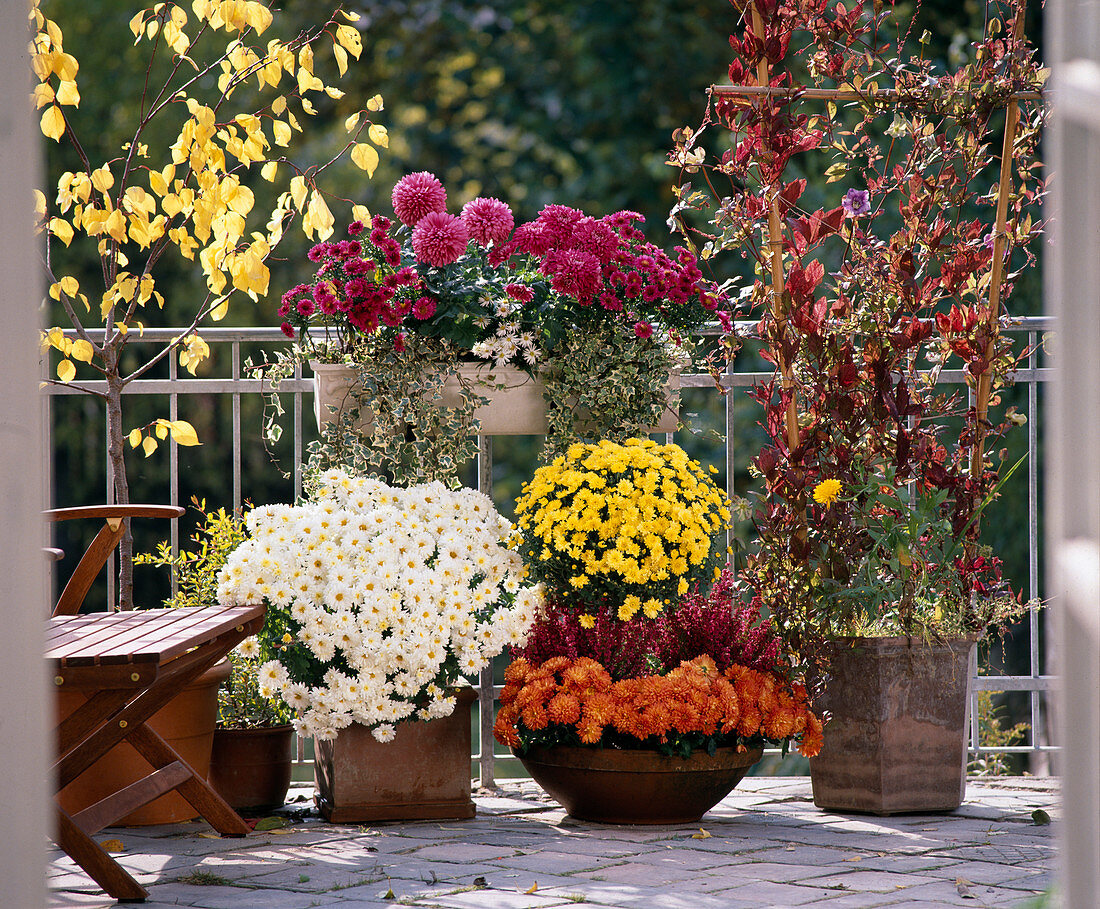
[372,724,396,743]
[236,636,260,659]
[218,468,539,741]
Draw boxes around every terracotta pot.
[56,657,230,825]
[515,744,764,825]
[208,724,295,813]
[311,361,679,436]
[313,687,476,823]
[809,636,977,815]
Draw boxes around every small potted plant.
[208,641,298,814]
[267,171,730,485]
[493,438,822,824]
[217,468,541,822]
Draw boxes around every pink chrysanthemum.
[535,204,584,245]
[505,283,534,303]
[391,172,447,226]
[543,248,602,303]
[411,211,469,267]
[462,196,515,246]
[634,320,654,339]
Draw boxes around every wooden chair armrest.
[48,505,186,616]
[45,505,186,523]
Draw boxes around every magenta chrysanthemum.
[462,196,515,246]
[391,172,447,226]
[543,249,602,303]
[411,211,469,267]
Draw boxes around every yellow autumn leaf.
[307,191,335,240]
[56,80,80,107]
[289,175,307,211]
[350,143,379,177]
[98,839,125,853]
[40,105,65,141]
[332,42,348,77]
[367,124,389,148]
[128,428,142,448]
[57,360,76,383]
[33,83,55,109]
[524,883,538,894]
[272,120,292,147]
[366,94,384,112]
[335,24,362,58]
[351,204,371,224]
[169,420,201,446]
[344,112,360,132]
[70,339,94,363]
[691,828,712,839]
[91,166,114,193]
[260,161,278,182]
[142,436,158,457]
[154,421,169,440]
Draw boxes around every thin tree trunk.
[104,354,133,611]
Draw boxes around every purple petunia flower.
[841,188,871,217]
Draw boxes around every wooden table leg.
[128,724,250,836]
[55,806,147,902]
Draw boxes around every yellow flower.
[642,598,663,619]
[578,613,596,629]
[618,595,642,621]
[813,478,842,507]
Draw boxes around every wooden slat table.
[47,604,266,902]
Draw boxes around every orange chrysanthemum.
[493,655,822,755]
[547,691,582,725]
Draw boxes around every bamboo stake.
[748,2,801,456]
[970,1,1027,485]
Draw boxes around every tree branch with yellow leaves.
[32,0,384,608]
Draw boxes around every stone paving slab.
[47,777,1059,909]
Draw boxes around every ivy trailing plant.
[669,0,1045,667]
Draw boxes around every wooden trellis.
[707,0,1041,503]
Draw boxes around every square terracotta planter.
[311,361,679,436]
[313,687,476,823]
[809,636,977,815]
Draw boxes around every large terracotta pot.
[311,361,679,436]
[208,724,295,813]
[809,636,977,815]
[515,744,764,824]
[56,657,230,825]
[313,687,476,823]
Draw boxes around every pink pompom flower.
[634,320,654,340]
[411,211,470,267]
[462,196,515,246]
[392,172,447,226]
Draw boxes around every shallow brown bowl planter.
[515,744,764,824]
[209,724,295,813]
[809,636,977,815]
[314,687,476,823]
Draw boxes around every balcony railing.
[46,318,1056,783]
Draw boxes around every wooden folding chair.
[45,506,265,902]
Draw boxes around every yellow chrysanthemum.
[812,478,842,506]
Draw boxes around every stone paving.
[48,777,1059,909]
